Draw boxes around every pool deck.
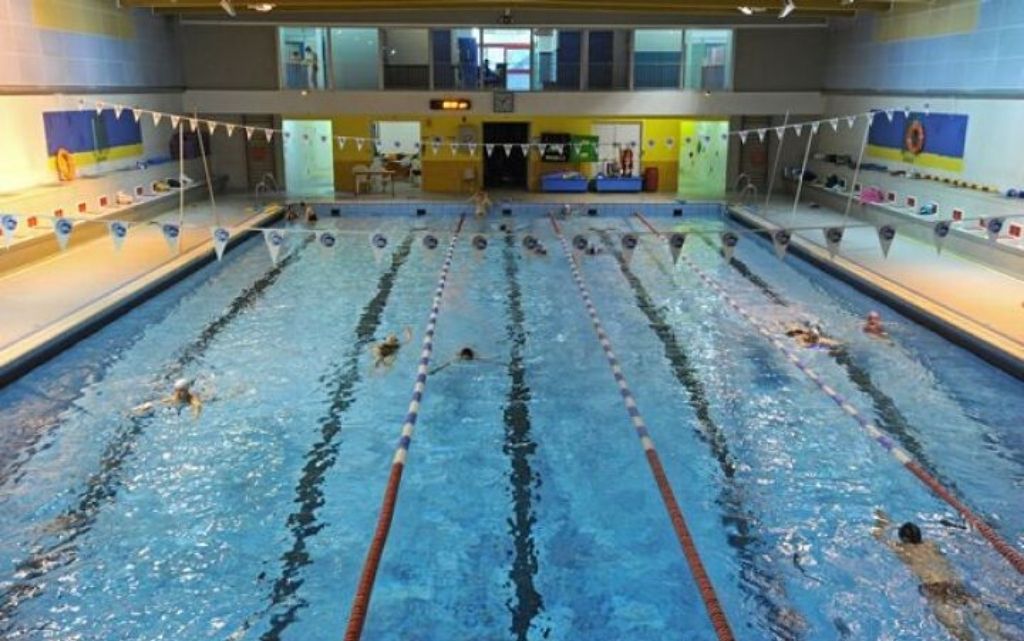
[0,195,282,386]
[728,199,1024,377]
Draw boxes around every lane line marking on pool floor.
[548,214,738,641]
[342,214,466,641]
[633,212,1024,576]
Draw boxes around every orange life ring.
[904,120,925,155]
[56,148,76,181]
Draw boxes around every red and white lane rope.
[634,212,1024,576]
[342,215,466,641]
[549,214,737,641]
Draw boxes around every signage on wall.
[868,110,968,172]
[429,98,471,111]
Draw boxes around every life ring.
[904,120,925,155]
[56,148,76,181]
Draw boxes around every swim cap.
[867,311,880,319]
[174,378,190,391]
[898,522,922,544]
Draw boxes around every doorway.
[282,119,334,196]
[373,120,422,195]
[483,122,529,190]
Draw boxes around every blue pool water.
[0,203,1021,641]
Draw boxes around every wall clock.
[493,91,515,113]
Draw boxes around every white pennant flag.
[1,214,17,249]
[877,224,896,258]
[829,118,839,132]
[846,115,857,128]
[774,126,786,140]
[264,129,274,142]
[95,101,104,115]
[161,222,181,253]
[810,122,820,135]
[244,126,254,140]
[903,107,911,120]
[485,144,495,157]
[721,231,739,262]
[668,233,686,264]
[107,220,128,251]
[169,115,181,129]
[370,232,388,264]
[212,227,230,261]
[986,218,1004,243]
[885,109,894,123]
[519,143,531,156]
[430,140,440,155]
[263,229,285,264]
[502,144,513,156]
[132,107,142,123]
[450,142,459,156]
[54,217,73,251]
[823,226,843,259]
[355,138,366,152]
[188,117,198,132]
[571,234,590,257]
[757,129,767,143]
[151,111,162,127]
[225,123,235,137]
[933,220,951,254]
[113,104,124,119]
[621,233,638,265]
[318,230,337,251]
[772,229,791,260]
[335,136,346,150]
[792,123,803,137]
[738,131,749,145]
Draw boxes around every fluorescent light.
[247,2,275,11]
[219,0,236,16]
[779,0,796,19]
[738,5,754,15]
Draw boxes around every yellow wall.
[291,114,721,194]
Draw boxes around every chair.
[461,167,477,193]
[353,164,369,195]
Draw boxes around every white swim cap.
[174,378,190,391]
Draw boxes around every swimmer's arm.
[190,395,203,419]
[872,509,892,541]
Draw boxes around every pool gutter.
[726,205,1024,381]
[0,205,284,389]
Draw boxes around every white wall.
[817,94,1024,192]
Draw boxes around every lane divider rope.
[548,214,737,641]
[342,214,466,641]
[634,212,1024,575]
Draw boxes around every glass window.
[587,30,629,90]
[382,28,429,89]
[684,29,732,91]
[532,29,581,90]
[432,28,480,90]
[279,27,326,90]
[481,28,531,91]
[633,29,682,89]
[330,28,380,90]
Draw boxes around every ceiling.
[127,0,928,22]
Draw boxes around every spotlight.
[737,5,754,15]
[247,2,275,11]
[779,0,795,18]
[219,0,236,16]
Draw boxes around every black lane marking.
[257,233,414,641]
[501,232,544,641]
[598,231,804,641]
[0,238,313,629]
[695,234,949,486]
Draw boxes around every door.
[483,122,529,189]
[282,119,335,196]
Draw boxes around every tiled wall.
[824,0,1024,93]
[0,0,181,88]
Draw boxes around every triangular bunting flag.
[113,105,124,119]
[212,227,230,261]
[95,101,104,115]
[370,232,388,264]
[485,144,495,157]
[1,215,17,249]
[318,231,337,250]
[810,122,820,135]
[151,112,162,127]
[468,142,478,156]
[264,129,274,142]
[355,138,365,152]
[792,123,803,137]
[161,222,181,253]
[757,129,767,143]
[450,142,459,156]
[903,107,910,119]
[885,109,894,123]
[225,123,235,137]
[986,218,1004,243]
[188,117,198,132]
[54,217,73,251]
[245,126,255,140]
[823,226,843,259]
[877,224,896,258]
[169,115,181,129]
[132,107,142,123]
[772,229,791,260]
[108,221,128,251]
[774,126,786,140]
[337,136,347,150]
[263,229,285,264]
[846,115,857,128]
[519,143,531,156]
[829,118,839,132]
[933,220,951,254]
[668,233,686,264]
[621,233,638,265]
[430,140,440,155]
[721,231,738,263]
[503,144,513,156]
[738,131,749,145]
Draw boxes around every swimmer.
[558,203,574,219]
[863,310,888,338]
[131,378,203,419]
[873,510,1009,641]
[469,189,492,219]
[785,322,842,352]
[371,327,413,369]
[302,201,318,224]
[429,346,501,375]
[285,204,299,223]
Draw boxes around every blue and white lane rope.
[548,215,737,641]
[343,214,466,641]
[634,212,1024,575]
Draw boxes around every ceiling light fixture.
[737,5,754,15]
[247,2,275,11]
[219,0,236,16]
[779,0,796,19]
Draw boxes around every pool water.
[0,204,1021,641]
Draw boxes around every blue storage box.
[595,176,643,193]
[541,172,589,193]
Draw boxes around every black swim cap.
[898,522,922,544]
[459,347,475,360]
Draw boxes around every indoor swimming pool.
[0,203,1021,641]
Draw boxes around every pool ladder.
[253,173,279,207]
[733,174,759,212]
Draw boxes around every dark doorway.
[483,122,529,189]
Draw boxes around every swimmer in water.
[863,310,888,338]
[131,378,203,418]
[303,201,317,224]
[469,189,492,219]
[873,510,1009,641]
[785,322,842,352]
[285,204,299,223]
[429,346,500,375]
[372,328,413,369]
